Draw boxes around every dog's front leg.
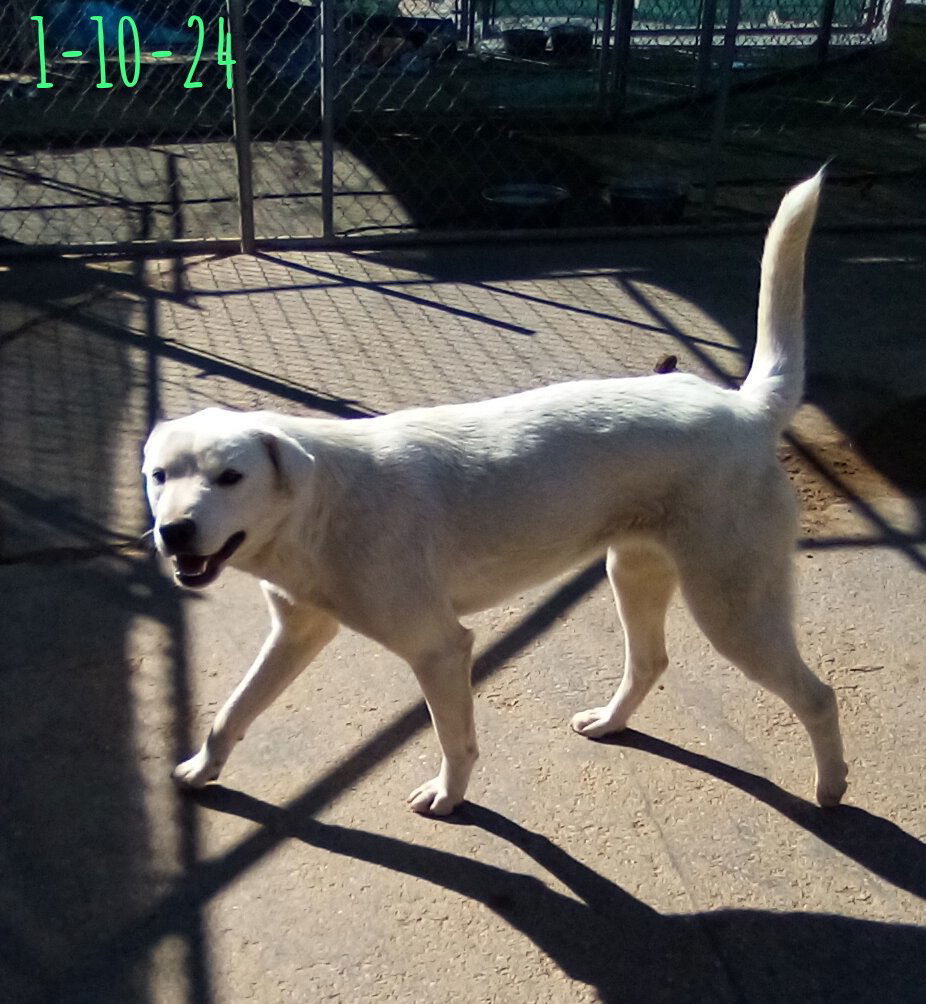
[173,591,339,789]
[404,624,478,816]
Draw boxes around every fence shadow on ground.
[35,556,926,1001]
[0,254,211,1003]
[0,553,210,1004]
[36,561,607,999]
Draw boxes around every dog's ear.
[141,421,165,469]
[257,428,315,493]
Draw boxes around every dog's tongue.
[172,533,246,588]
[176,554,209,575]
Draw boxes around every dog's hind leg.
[391,618,477,816]
[173,586,339,788]
[572,543,677,739]
[677,549,848,807]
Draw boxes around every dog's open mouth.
[173,531,246,588]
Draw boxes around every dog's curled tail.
[741,169,824,430]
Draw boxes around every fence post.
[320,0,336,240]
[701,0,740,221]
[227,0,255,252]
[7,0,35,72]
[598,0,614,113]
[609,0,635,115]
[460,0,477,51]
[816,0,837,63]
[695,0,718,97]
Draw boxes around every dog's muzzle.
[170,531,246,588]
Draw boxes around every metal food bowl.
[482,182,570,228]
[608,178,689,225]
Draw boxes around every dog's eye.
[151,469,166,486]
[215,469,243,487]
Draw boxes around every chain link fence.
[0,0,245,252]
[0,0,922,255]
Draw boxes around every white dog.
[143,172,848,814]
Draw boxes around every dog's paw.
[172,749,221,789]
[407,778,461,816]
[570,707,626,739]
[816,763,849,807]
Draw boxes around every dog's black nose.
[159,518,196,554]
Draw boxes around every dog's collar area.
[173,531,246,588]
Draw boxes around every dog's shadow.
[197,733,926,1002]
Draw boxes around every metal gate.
[0,0,922,258]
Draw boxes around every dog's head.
[142,408,314,588]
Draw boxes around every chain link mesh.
[0,0,922,251]
[0,0,238,249]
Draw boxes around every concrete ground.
[1,223,924,1003]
